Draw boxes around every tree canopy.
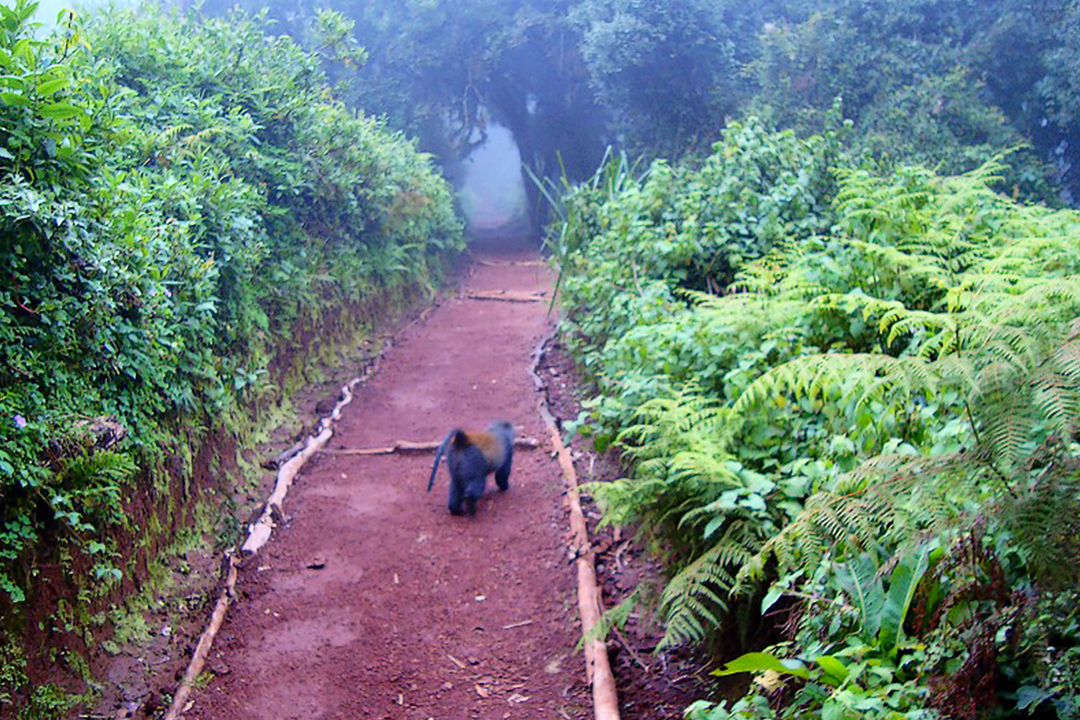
[205,0,1077,205]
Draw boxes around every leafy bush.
[746,1,1061,203]
[557,117,840,374]
[0,0,461,618]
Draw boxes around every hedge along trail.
[173,253,618,719]
[0,3,463,689]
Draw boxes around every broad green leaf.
[703,515,725,539]
[20,1,40,22]
[878,545,931,654]
[815,655,849,684]
[713,652,810,679]
[1016,685,1052,711]
[836,554,885,640]
[36,76,68,96]
[760,586,783,614]
[1,90,30,108]
[0,74,27,90]
[821,703,846,720]
[13,39,33,69]
[39,101,82,121]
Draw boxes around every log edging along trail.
[163,358,383,720]
[530,330,621,720]
[322,436,541,456]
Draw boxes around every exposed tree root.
[476,258,547,268]
[530,330,621,720]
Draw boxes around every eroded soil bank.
[184,251,590,718]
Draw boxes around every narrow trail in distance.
[189,248,590,719]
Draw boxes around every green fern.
[659,523,764,648]
[575,156,1080,656]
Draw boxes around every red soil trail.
[188,249,590,719]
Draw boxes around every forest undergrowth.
[550,121,1080,718]
[0,2,461,713]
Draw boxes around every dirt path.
[188,250,590,719]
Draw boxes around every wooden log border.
[530,330,621,720]
[465,291,546,303]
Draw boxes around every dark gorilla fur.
[427,421,514,516]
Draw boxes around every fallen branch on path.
[530,330,620,720]
[465,291,546,303]
[323,436,540,456]
[611,622,652,675]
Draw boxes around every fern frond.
[733,353,934,420]
[659,521,763,648]
[582,587,646,647]
[1031,370,1080,437]
[973,359,1031,471]
[668,451,740,488]
[734,449,978,595]
[155,122,193,147]
[1000,447,1080,588]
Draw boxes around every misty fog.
[457,123,528,233]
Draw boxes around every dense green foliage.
[210,0,612,192]
[568,0,766,155]
[342,0,609,177]
[0,0,459,647]
[554,125,1080,716]
[746,1,1060,200]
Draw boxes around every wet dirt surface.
[186,251,590,719]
